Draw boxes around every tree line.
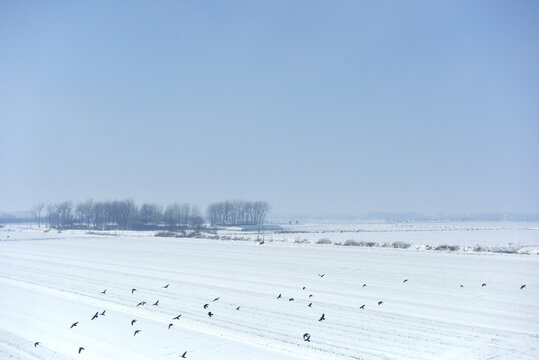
[31,199,270,230]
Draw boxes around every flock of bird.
[30,271,529,357]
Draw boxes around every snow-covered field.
[1,225,538,359]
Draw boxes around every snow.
[1,225,538,359]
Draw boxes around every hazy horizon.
[1,1,538,217]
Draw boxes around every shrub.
[316,238,332,244]
[392,241,411,249]
[343,240,360,246]
[155,231,177,237]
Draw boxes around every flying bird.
[521,285,526,290]
[403,279,408,283]
[309,294,313,298]
[208,312,213,317]
[482,283,487,287]
[168,323,174,329]
[100,310,106,316]
[131,288,137,294]
[460,285,464,288]
[34,342,40,347]
[181,351,187,358]
[362,284,367,288]
[259,240,264,245]
[289,298,294,301]
[236,306,240,310]
[360,304,365,309]
[137,301,146,307]
[131,319,137,326]
[203,304,209,309]
[319,313,325,321]
[173,314,182,320]
[134,330,141,336]
[378,301,384,305]
[101,289,107,294]
[212,297,220,302]
[318,274,325,278]
[153,300,159,306]
[70,322,79,329]
[302,287,306,290]
[91,312,99,320]
[308,303,312,307]
[163,284,169,288]
[303,333,311,342]
[78,347,85,354]
[277,294,282,299]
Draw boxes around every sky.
[1,0,538,217]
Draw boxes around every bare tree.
[31,203,45,228]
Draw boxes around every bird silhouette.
[168,323,173,329]
[131,319,137,326]
[137,301,146,307]
[309,294,313,298]
[173,314,182,320]
[134,330,141,336]
[378,301,384,305]
[236,306,240,310]
[289,298,294,301]
[308,303,312,307]
[101,289,107,294]
[403,279,408,283]
[362,284,367,288]
[521,285,526,289]
[100,310,106,316]
[78,347,85,354]
[34,342,40,347]
[318,274,325,278]
[70,322,78,329]
[319,313,325,321]
[153,300,159,306]
[302,286,306,290]
[460,285,464,288]
[131,288,137,294]
[208,312,213,317]
[259,240,264,245]
[303,333,311,342]
[482,283,487,287]
[212,297,220,302]
[203,304,209,309]
[181,351,187,358]
[163,284,169,288]
[91,312,99,320]
[360,304,365,309]
[277,294,282,299]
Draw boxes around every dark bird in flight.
[302,287,306,290]
[212,297,220,302]
[101,289,107,294]
[203,304,209,309]
[91,312,99,320]
[303,333,311,342]
[482,283,487,287]
[360,304,365,309]
[362,284,367,288]
[132,288,137,294]
[308,303,312,307]
[403,279,408,283]
[378,301,384,305]
[521,285,526,289]
[168,323,174,329]
[70,322,78,329]
[460,285,464,288]
[137,301,146,307]
[289,298,294,301]
[236,306,240,310]
[134,330,141,336]
[319,313,325,321]
[78,347,85,354]
[181,351,187,358]
[163,284,169,288]
[173,314,182,320]
[208,312,213,317]
[259,240,264,245]
[100,310,106,316]
[309,294,313,298]
[318,274,325,278]
[131,319,137,326]
[153,300,159,306]
[34,342,40,347]
[277,294,282,299]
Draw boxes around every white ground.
[1,225,538,359]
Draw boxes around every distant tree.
[31,203,45,228]
[76,199,93,229]
[206,200,271,226]
[139,203,162,225]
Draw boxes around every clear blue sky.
[1,1,538,217]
